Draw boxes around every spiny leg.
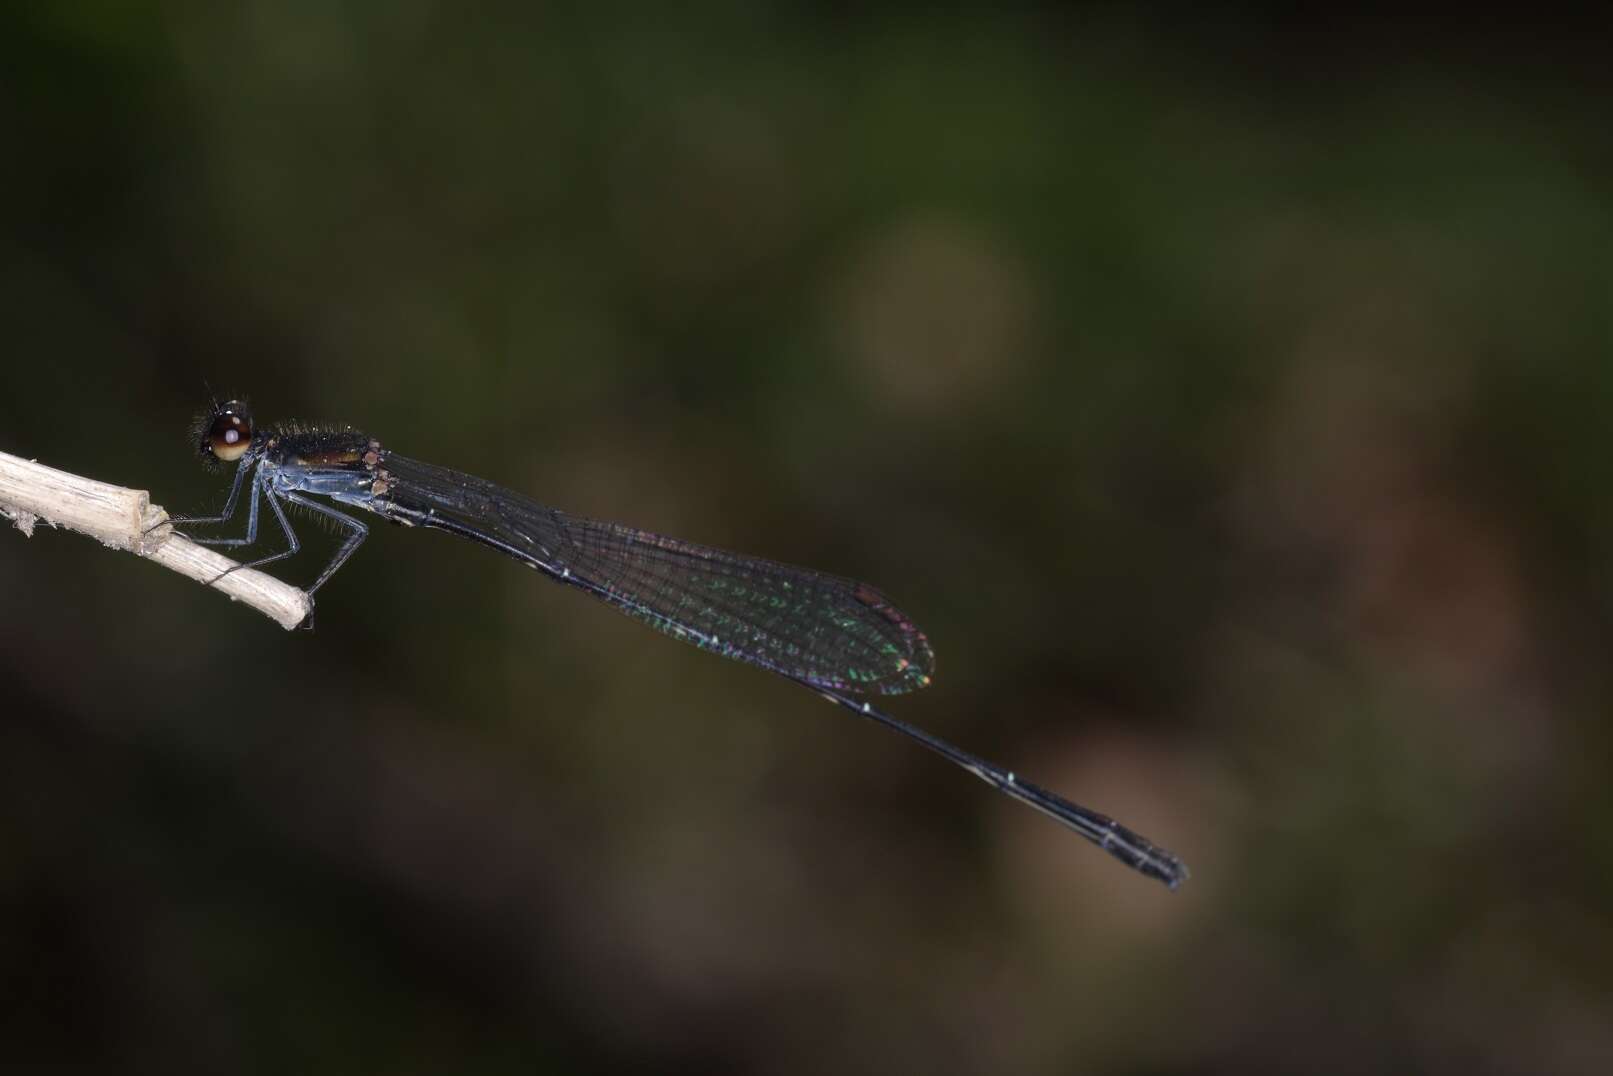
[205,479,301,586]
[181,466,264,549]
[146,457,254,538]
[280,492,369,596]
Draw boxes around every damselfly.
[160,398,1189,889]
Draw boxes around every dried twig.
[0,448,311,630]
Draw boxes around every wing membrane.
[376,453,934,695]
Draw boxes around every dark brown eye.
[207,410,253,462]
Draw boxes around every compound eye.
[207,411,253,462]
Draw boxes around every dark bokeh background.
[4,6,1612,1074]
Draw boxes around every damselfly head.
[193,399,255,467]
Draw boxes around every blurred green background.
[4,6,1612,1074]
